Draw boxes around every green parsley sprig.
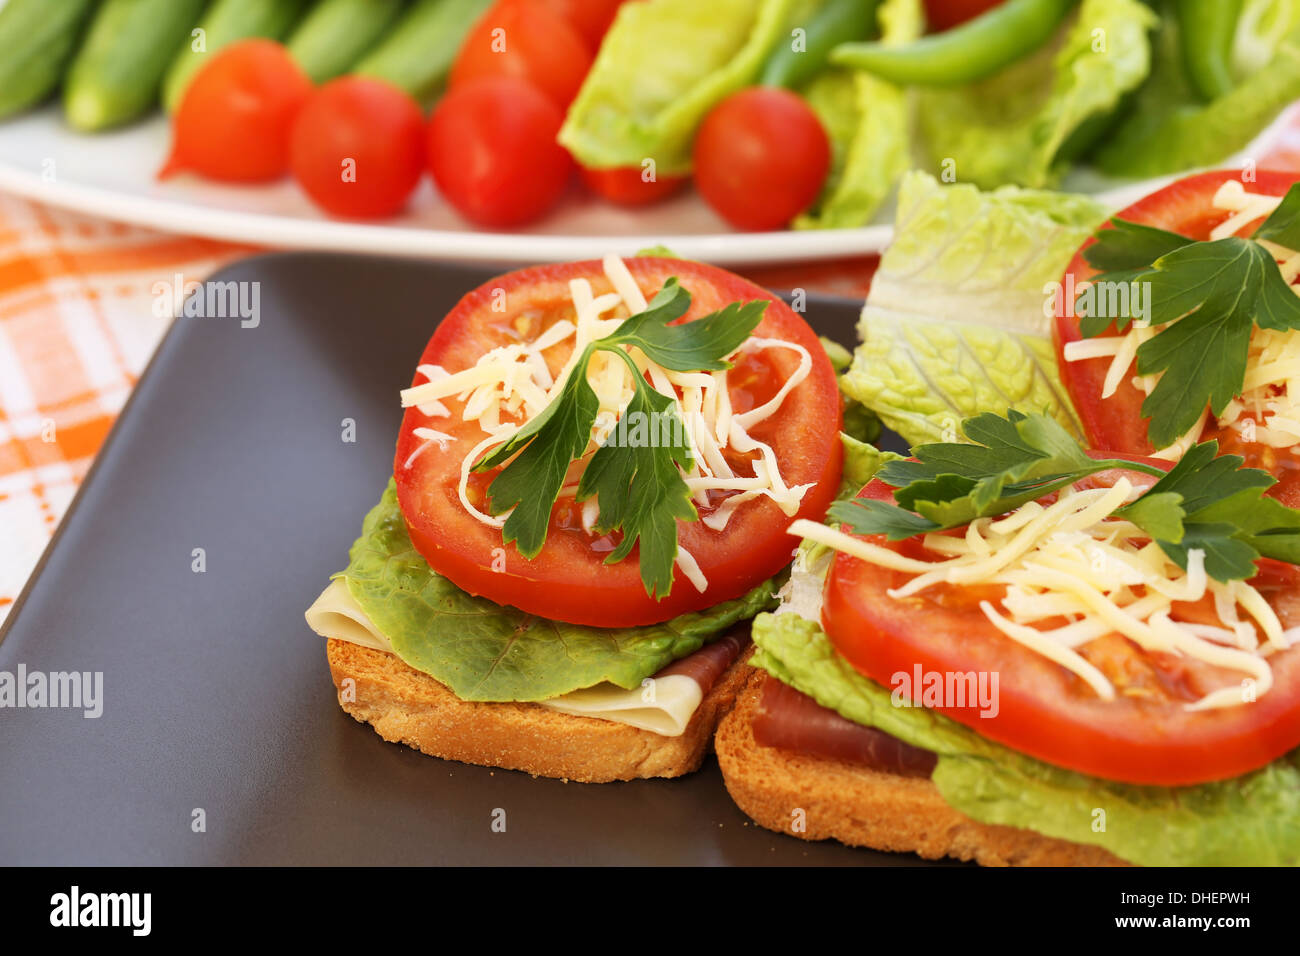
[1078,183,1300,447]
[475,278,767,598]
[829,411,1300,582]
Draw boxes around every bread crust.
[716,669,1129,866]
[326,638,750,783]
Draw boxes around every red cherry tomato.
[692,87,830,231]
[537,0,630,49]
[923,0,1005,32]
[581,165,686,206]
[159,39,312,183]
[450,1,592,109]
[289,77,425,219]
[427,76,573,227]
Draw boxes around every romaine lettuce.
[1093,0,1300,177]
[793,0,922,230]
[839,171,1102,447]
[917,0,1156,190]
[751,611,1300,866]
[336,480,775,702]
[558,0,813,176]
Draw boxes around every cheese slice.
[305,580,703,736]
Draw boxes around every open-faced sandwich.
[307,254,844,782]
[718,410,1300,866]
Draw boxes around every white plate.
[0,103,1296,265]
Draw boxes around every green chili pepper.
[829,0,1077,87]
[1179,0,1242,101]
[761,0,880,89]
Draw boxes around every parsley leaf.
[1078,187,1300,449]
[472,279,764,598]
[576,350,696,598]
[832,412,1300,584]
[1251,182,1300,250]
[1082,217,1193,273]
[603,278,766,371]
[1085,236,1300,447]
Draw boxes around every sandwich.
[718,410,1300,866]
[306,253,844,782]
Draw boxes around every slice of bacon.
[753,675,937,778]
[655,627,750,696]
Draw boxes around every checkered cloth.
[0,194,249,624]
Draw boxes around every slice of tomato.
[822,465,1300,786]
[1054,169,1300,505]
[394,257,843,627]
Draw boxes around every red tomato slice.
[822,465,1300,786]
[394,257,844,627]
[1054,169,1300,505]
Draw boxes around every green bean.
[829,0,1077,87]
[761,0,880,89]
[1179,0,1242,101]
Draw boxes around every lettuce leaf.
[751,612,1300,866]
[1093,0,1300,177]
[337,480,776,702]
[839,171,1102,447]
[918,0,1155,190]
[793,0,922,230]
[558,0,811,175]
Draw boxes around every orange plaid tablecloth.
[0,194,250,623]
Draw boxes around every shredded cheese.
[397,255,813,592]
[790,479,1290,711]
[1063,180,1300,456]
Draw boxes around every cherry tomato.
[692,87,830,232]
[581,165,686,206]
[394,257,844,627]
[427,76,573,227]
[1054,170,1300,505]
[923,0,1005,32]
[159,39,312,183]
[289,77,424,219]
[538,0,630,49]
[822,464,1300,786]
[450,1,591,109]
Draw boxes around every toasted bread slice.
[326,638,750,783]
[716,669,1128,866]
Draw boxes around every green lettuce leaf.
[793,0,922,230]
[839,171,1102,446]
[337,480,776,702]
[558,0,811,175]
[1093,0,1300,177]
[918,0,1156,190]
[751,611,1300,866]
